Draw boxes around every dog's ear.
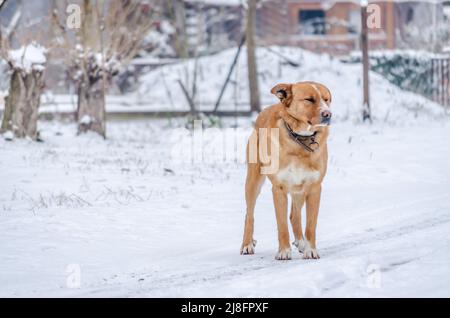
[271,83,292,106]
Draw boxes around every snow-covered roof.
[444,5,450,18]
[184,0,242,6]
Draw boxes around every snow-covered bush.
[141,20,176,58]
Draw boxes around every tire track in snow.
[322,192,450,257]
[81,193,450,296]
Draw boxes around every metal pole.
[213,35,246,113]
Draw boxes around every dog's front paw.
[275,247,292,260]
[240,239,257,255]
[294,239,320,259]
[303,246,320,259]
[293,239,306,253]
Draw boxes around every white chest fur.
[276,164,320,186]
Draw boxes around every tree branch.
[0,0,7,12]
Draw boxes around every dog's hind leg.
[241,162,265,255]
[290,192,306,253]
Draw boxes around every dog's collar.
[284,121,319,153]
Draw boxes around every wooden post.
[246,0,261,113]
[361,3,371,122]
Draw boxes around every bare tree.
[0,42,46,140]
[52,0,159,137]
[0,1,47,140]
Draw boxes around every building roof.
[184,0,242,6]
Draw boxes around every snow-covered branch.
[52,0,160,83]
[51,0,162,137]
[7,43,47,73]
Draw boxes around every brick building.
[182,0,447,56]
[256,0,396,55]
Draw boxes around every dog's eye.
[304,97,315,103]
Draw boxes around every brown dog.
[240,82,332,260]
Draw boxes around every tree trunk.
[76,77,106,138]
[172,0,188,58]
[1,69,44,140]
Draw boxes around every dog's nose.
[321,110,332,119]
[320,110,332,125]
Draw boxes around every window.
[406,7,414,24]
[299,10,326,35]
[348,9,361,34]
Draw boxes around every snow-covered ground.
[1,115,450,297]
[1,44,450,297]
